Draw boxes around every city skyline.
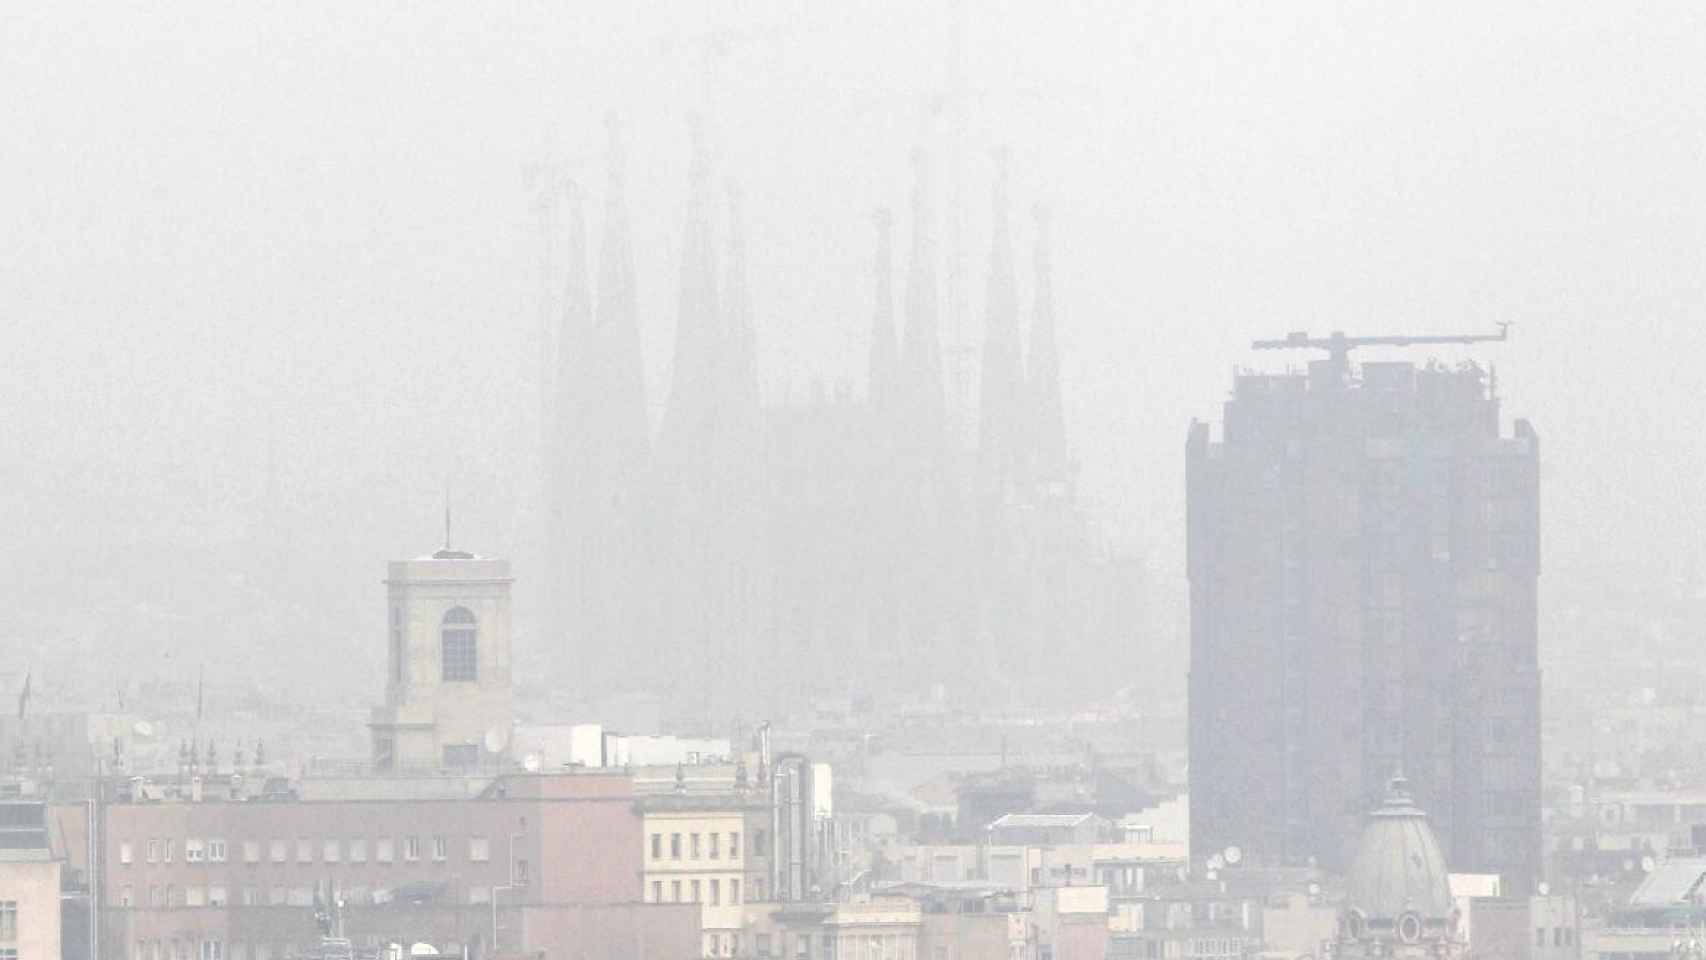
[7,1,1705,703]
[7,4,1706,958]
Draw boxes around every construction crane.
[1252,323,1512,367]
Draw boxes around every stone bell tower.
[368,543,514,772]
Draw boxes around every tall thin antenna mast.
[434,480,473,560]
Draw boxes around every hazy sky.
[5,0,1705,674]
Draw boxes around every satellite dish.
[522,753,542,773]
[1643,856,1657,873]
[1224,845,1243,866]
[1308,881,1321,898]
[133,721,155,738]
[483,726,510,754]
[1208,854,1225,871]
[1537,882,1551,896]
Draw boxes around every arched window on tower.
[441,607,478,682]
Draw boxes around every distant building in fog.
[541,132,1147,721]
[1187,347,1540,891]
[368,548,514,772]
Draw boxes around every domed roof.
[1345,776,1455,920]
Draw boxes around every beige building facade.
[738,899,923,960]
[1,803,63,960]
[641,796,770,957]
[825,900,923,960]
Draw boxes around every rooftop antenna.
[432,481,473,560]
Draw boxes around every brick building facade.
[49,773,694,960]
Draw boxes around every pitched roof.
[1630,860,1706,907]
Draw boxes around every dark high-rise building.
[1187,344,1539,892]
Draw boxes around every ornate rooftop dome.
[1345,776,1455,922]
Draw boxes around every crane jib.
[1250,323,1511,355]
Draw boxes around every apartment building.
[1190,356,1540,890]
[49,772,693,960]
[640,793,773,957]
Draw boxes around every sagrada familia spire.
[899,147,945,466]
[867,206,899,420]
[707,176,769,716]
[640,117,774,719]
[593,114,649,468]
[657,114,728,475]
[546,113,650,694]
[894,146,968,673]
[544,177,589,675]
[978,147,1024,489]
[862,207,903,671]
[1027,203,1068,486]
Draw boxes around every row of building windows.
[119,835,493,867]
[646,876,741,906]
[133,939,256,960]
[0,901,17,942]
[649,830,745,861]
[136,933,502,960]
[749,931,833,959]
[137,934,503,960]
[1109,938,1250,960]
[118,879,525,910]
[754,933,909,960]
[1119,940,1166,960]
